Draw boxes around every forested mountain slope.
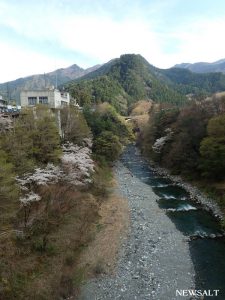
[66,54,225,113]
[160,68,225,95]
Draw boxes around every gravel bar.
[79,161,195,300]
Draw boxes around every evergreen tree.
[0,109,35,174]
[61,106,90,144]
[93,131,122,162]
[0,107,61,173]
[32,114,61,164]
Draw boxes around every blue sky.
[1,0,225,82]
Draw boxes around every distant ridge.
[174,58,225,74]
[65,54,225,113]
[2,54,225,106]
[0,64,101,102]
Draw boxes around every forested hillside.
[0,101,133,299]
[66,54,187,113]
[160,68,225,96]
[139,96,225,214]
[66,54,225,114]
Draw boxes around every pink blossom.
[20,191,41,206]
[61,142,95,185]
[17,140,95,204]
[152,128,173,153]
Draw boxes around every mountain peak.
[0,64,101,101]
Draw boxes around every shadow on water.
[166,210,223,237]
[121,145,225,298]
[189,238,225,299]
[145,177,171,186]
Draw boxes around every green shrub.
[200,114,225,179]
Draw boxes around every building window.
[39,96,48,104]
[28,97,37,105]
[61,101,68,107]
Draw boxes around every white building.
[20,88,70,109]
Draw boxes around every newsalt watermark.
[176,289,219,297]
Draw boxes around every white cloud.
[0,42,71,82]
[56,16,163,62]
[0,1,167,80]
[1,0,225,82]
[2,1,156,57]
[162,17,225,67]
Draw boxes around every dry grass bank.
[78,189,129,277]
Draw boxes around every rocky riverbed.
[79,160,195,300]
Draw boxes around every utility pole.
[55,71,58,89]
[6,82,10,104]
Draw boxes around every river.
[79,145,225,300]
[121,145,225,299]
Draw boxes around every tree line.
[140,96,225,210]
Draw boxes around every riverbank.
[79,154,195,299]
[77,190,129,276]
